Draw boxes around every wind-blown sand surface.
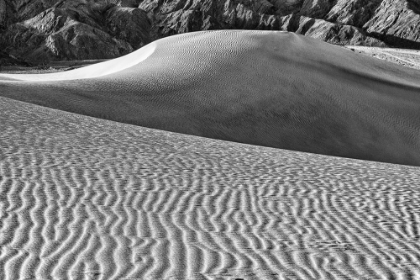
[1,30,420,165]
[1,30,420,279]
[1,96,420,280]
[346,46,420,70]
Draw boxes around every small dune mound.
[1,30,420,165]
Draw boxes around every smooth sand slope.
[1,96,420,280]
[1,30,420,166]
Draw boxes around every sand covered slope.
[1,96,420,280]
[1,30,420,166]
[346,46,420,70]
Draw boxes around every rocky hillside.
[1,0,420,63]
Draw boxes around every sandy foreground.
[0,31,420,279]
[1,96,420,280]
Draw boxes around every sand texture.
[1,31,420,165]
[346,46,420,70]
[1,30,420,279]
[1,96,420,280]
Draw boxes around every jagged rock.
[140,0,282,38]
[1,7,134,63]
[139,0,420,48]
[278,14,383,46]
[325,0,382,27]
[42,22,133,61]
[303,19,385,46]
[12,0,57,22]
[0,1,151,63]
[271,0,303,16]
[1,0,420,64]
[364,0,420,48]
[105,6,151,49]
[300,0,333,19]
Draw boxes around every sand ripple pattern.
[1,97,420,280]
[2,30,420,166]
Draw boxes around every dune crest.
[0,42,156,81]
[1,30,420,165]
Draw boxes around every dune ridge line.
[1,30,420,166]
[0,42,156,81]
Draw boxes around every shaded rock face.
[364,0,420,48]
[0,0,151,63]
[138,0,383,46]
[0,0,6,28]
[106,6,150,49]
[139,0,420,48]
[0,49,31,66]
[0,0,419,63]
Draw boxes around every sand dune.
[0,96,419,280]
[0,42,156,81]
[1,30,420,165]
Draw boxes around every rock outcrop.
[0,49,31,66]
[0,0,6,28]
[105,6,150,49]
[0,0,150,63]
[0,0,419,63]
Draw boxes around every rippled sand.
[1,96,420,280]
[1,31,420,165]
[0,31,420,279]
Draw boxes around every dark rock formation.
[0,50,31,66]
[0,0,150,63]
[364,0,420,48]
[0,0,419,63]
[105,6,151,49]
[138,0,385,46]
[0,0,6,28]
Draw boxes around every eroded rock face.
[139,0,420,48]
[0,0,150,63]
[364,0,420,48]
[0,0,419,63]
[139,0,385,46]
[106,6,151,49]
[0,0,6,28]
[300,0,333,19]
[0,49,31,66]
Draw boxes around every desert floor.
[2,45,420,74]
[345,46,420,70]
[1,96,420,280]
[0,31,419,280]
